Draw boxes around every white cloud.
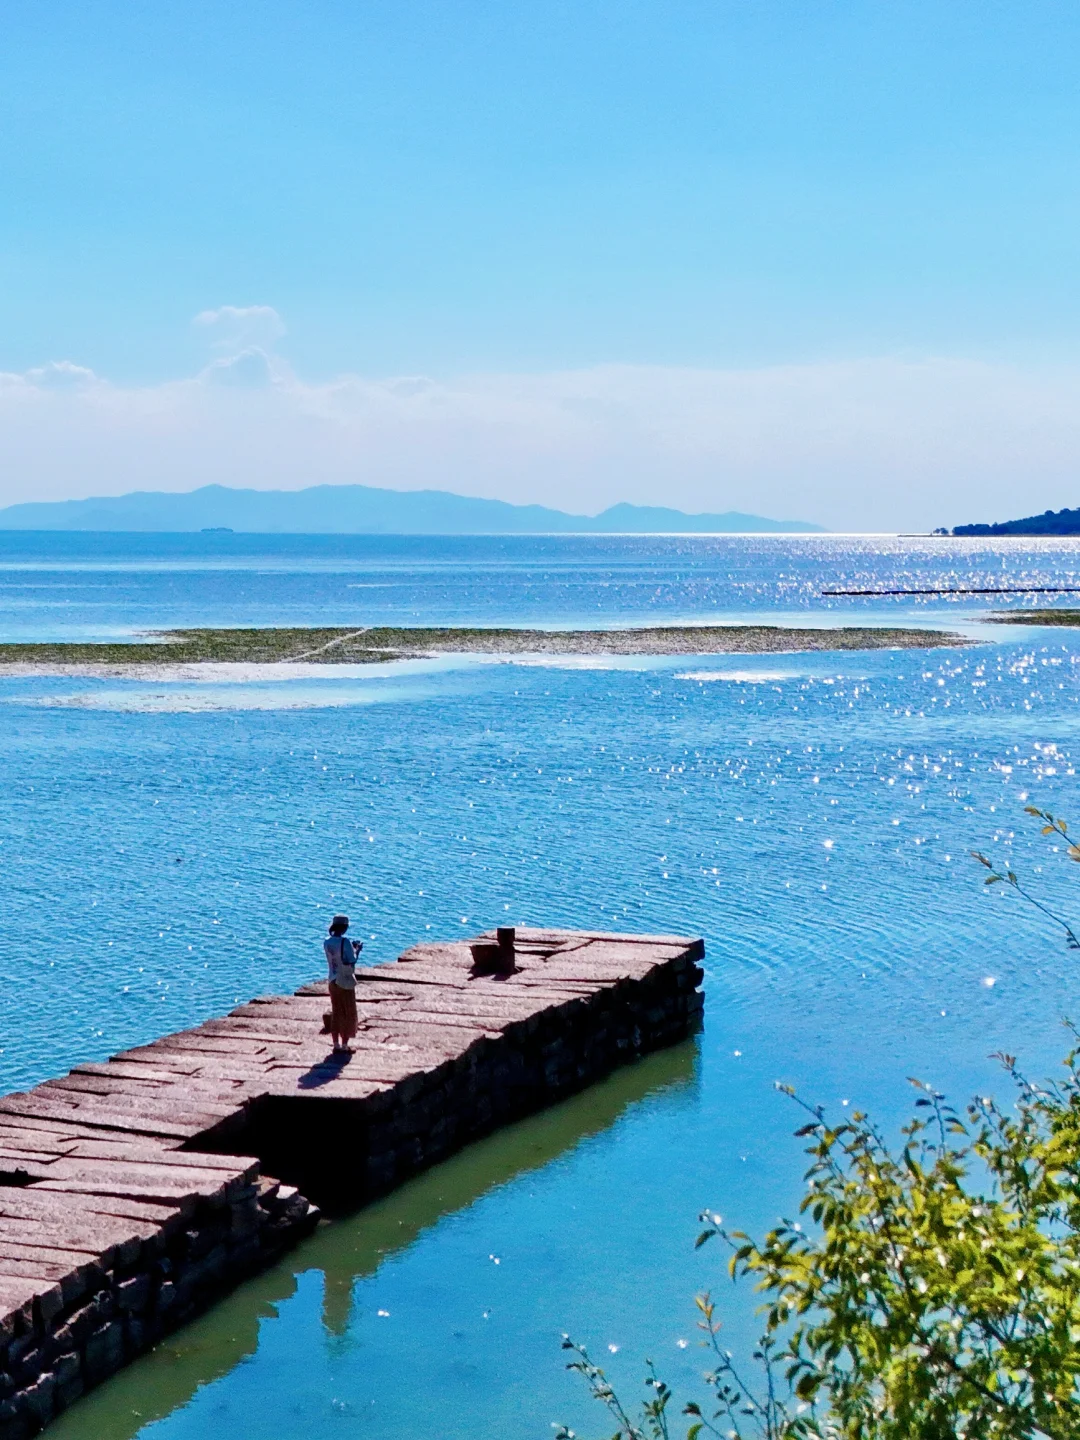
[198,347,284,389]
[1,349,1079,529]
[20,361,100,390]
[192,304,286,353]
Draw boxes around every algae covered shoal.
[0,623,967,670]
[985,610,1080,627]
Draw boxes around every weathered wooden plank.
[0,1095,212,1141]
[353,967,477,989]
[31,1180,205,1213]
[0,1274,46,1320]
[499,979,606,996]
[396,942,477,963]
[0,1254,96,1290]
[37,1083,240,1117]
[0,1144,68,1166]
[361,1020,497,1046]
[263,1052,420,1083]
[196,1019,307,1043]
[0,1187,179,1226]
[508,926,703,948]
[68,1066,250,1106]
[0,1114,166,1150]
[0,1220,129,1272]
[401,993,557,1020]
[264,1072,387,1100]
[42,1074,245,1106]
[293,981,410,1004]
[39,1156,239,1199]
[151,1033,275,1057]
[0,1157,52,1185]
[65,1140,258,1178]
[227,1001,325,1020]
[0,1240,101,1268]
[0,1090,237,1130]
[0,1209,161,1257]
[205,1016,321,1039]
[522,962,659,983]
[104,1049,274,1081]
[111,1047,205,1072]
[51,1154,247,1188]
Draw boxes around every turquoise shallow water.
[2,534,1080,1437]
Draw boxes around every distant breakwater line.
[0,927,704,1438]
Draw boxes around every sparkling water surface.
[2,534,1080,1439]
[4,530,1080,640]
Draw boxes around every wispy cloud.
[1,314,1078,529]
[198,347,287,389]
[20,360,101,390]
[192,304,286,353]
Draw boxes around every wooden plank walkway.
[0,926,703,1437]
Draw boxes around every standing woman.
[324,915,361,1052]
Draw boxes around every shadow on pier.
[45,1039,699,1440]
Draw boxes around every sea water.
[1,533,1079,1439]
[3,529,1080,639]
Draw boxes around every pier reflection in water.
[47,1041,698,1440]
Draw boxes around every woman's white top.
[324,935,357,990]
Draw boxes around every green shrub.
[559,810,1080,1438]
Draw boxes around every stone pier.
[0,927,704,1436]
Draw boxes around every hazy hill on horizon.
[0,483,823,534]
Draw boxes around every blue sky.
[2,2,1080,527]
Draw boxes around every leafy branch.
[559,806,1080,1439]
[971,807,1080,950]
[560,1052,1080,1438]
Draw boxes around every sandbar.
[0,624,970,677]
[985,609,1080,627]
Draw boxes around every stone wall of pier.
[0,1176,316,1440]
[240,938,705,1208]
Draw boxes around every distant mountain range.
[0,484,823,535]
[949,506,1080,537]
